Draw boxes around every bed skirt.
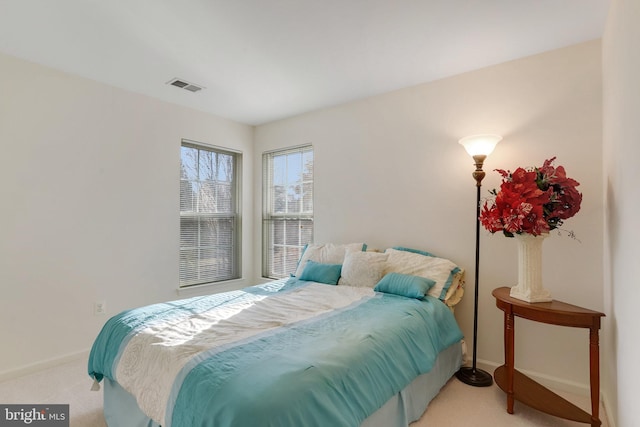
[103,341,461,427]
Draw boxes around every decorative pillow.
[294,243,366,277]
[338,251,389,288]
[384,248,461,300]
[299,260,342,285]
[374,273,436,299]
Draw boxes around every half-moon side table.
[492,287,605,427]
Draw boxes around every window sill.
[176,278,246,297]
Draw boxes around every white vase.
[509,233,552,303]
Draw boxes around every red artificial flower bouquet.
[480,157,582,237]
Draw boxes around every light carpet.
[0,357,608,427]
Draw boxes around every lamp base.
[455,366,493,387]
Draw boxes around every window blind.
[180,141,240,287]
[263,145,313,279]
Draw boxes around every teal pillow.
[392,246,436,257]
[299,260,342,285]
[374,273,436,299]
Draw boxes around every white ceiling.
[0,0,610,125]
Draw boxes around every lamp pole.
[456,134,501,387]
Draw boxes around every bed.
[88,244,466,427]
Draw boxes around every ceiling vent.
[167,78,204,93]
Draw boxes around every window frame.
[179,139,242,288]
[262,145,314,279]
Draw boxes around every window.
[263,145,313,279]
[180,140,241,287]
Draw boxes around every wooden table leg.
[589,327,602,426]
[505,307,515,414]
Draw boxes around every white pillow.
[338,251,389,288]
[384,248,461,300]
[294,243,365,277]
[442,273,465,309]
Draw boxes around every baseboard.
[601,392,617,427]
[477,358,591,396]
[0,349,90,383]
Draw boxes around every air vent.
[167,78,204,93]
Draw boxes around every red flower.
[480,158,582,237]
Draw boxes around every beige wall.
[254,40,603,394]
[603,0,640,426]
[0,53,254,376]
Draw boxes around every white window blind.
[263,145,313,279]
[180,141,241,287]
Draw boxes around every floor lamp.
[455,134,502,387]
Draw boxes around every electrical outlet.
[94,301,106,316]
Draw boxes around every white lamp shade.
[459,134,502,157]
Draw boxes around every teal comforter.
[89,279,462,427]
